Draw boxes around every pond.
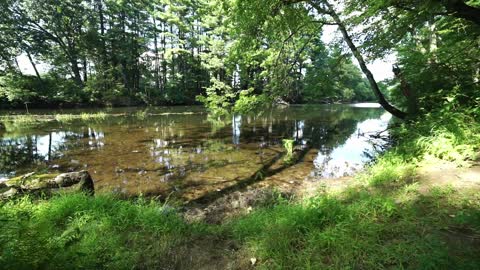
[0,104,391,201]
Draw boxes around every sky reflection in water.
[0,105,390,197]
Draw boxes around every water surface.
[0,105,390,200]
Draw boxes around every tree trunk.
[14,57,22,74]
[153,16,161,92]
[70,57,84,87]
[48,132,52,162]
[26,51,42,81]
[170,25,176,82]
[393,64,417,114]
[120,11,129,92]
[96,0,107,91]
[161,20,167,94]
[319,0,408,119]
[445,0,480,25]
[83,58,88,83]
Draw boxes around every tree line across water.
[0,0,478,120]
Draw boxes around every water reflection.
[313,113,392,178]
[0,105,390,197]
[232,114,242,145]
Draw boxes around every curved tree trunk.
[313,0,408,119]
[445,0,480,26]
[70,57,84,87]
[26,51,42,81]
[393,64,418,115]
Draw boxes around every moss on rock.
[1,171,94,199]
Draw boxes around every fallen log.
[0,171,94,199]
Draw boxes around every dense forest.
[0,0,380,109]
[1,0,478,117]
[1,1,480,269]
[1,0,478,118]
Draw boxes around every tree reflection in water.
[0,105,390,196]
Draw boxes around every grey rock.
[1,171,95,199]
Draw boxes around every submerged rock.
[0,171,94,199]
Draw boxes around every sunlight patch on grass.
[0,194,207,269]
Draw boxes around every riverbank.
[1,156,479,269]
[1,110,479,269]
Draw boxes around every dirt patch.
[172,237,247,270]
[183,187,293,224]
[416,159,480,193]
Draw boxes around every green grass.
[359,152,416,187]
[2,175,479,269]
[1,107,479,269]
[0,194,209,270]
[0,112,109,128]
[392,107,480,166]
[226,183,480,269]
[0,115,40,125]
[54,112,108,122]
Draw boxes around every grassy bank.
[0,195,211,269]
[0,112,109,124]
[1,109,479,269]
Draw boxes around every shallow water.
[0,105,390,200]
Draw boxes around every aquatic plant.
[0,115,39,125]
[0,115,44,135]
[55,112,108,123]
[282,139,294,164]
[80,112,107,121]
[134,110,149,120]
[54,114,76,122]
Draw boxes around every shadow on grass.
[225,180,480,270]
[0,174,479,270]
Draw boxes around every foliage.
[0,194,207,269]
[0,73,84,107]
[303,40,375,103]
[0,0,389,110]
[83,74,128,106]
[0,73,38,104]
[196,77,236,117]
[54,112,108,123]
[233,89,269,114]
[282,138,295,164]
[343,0,480,116]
